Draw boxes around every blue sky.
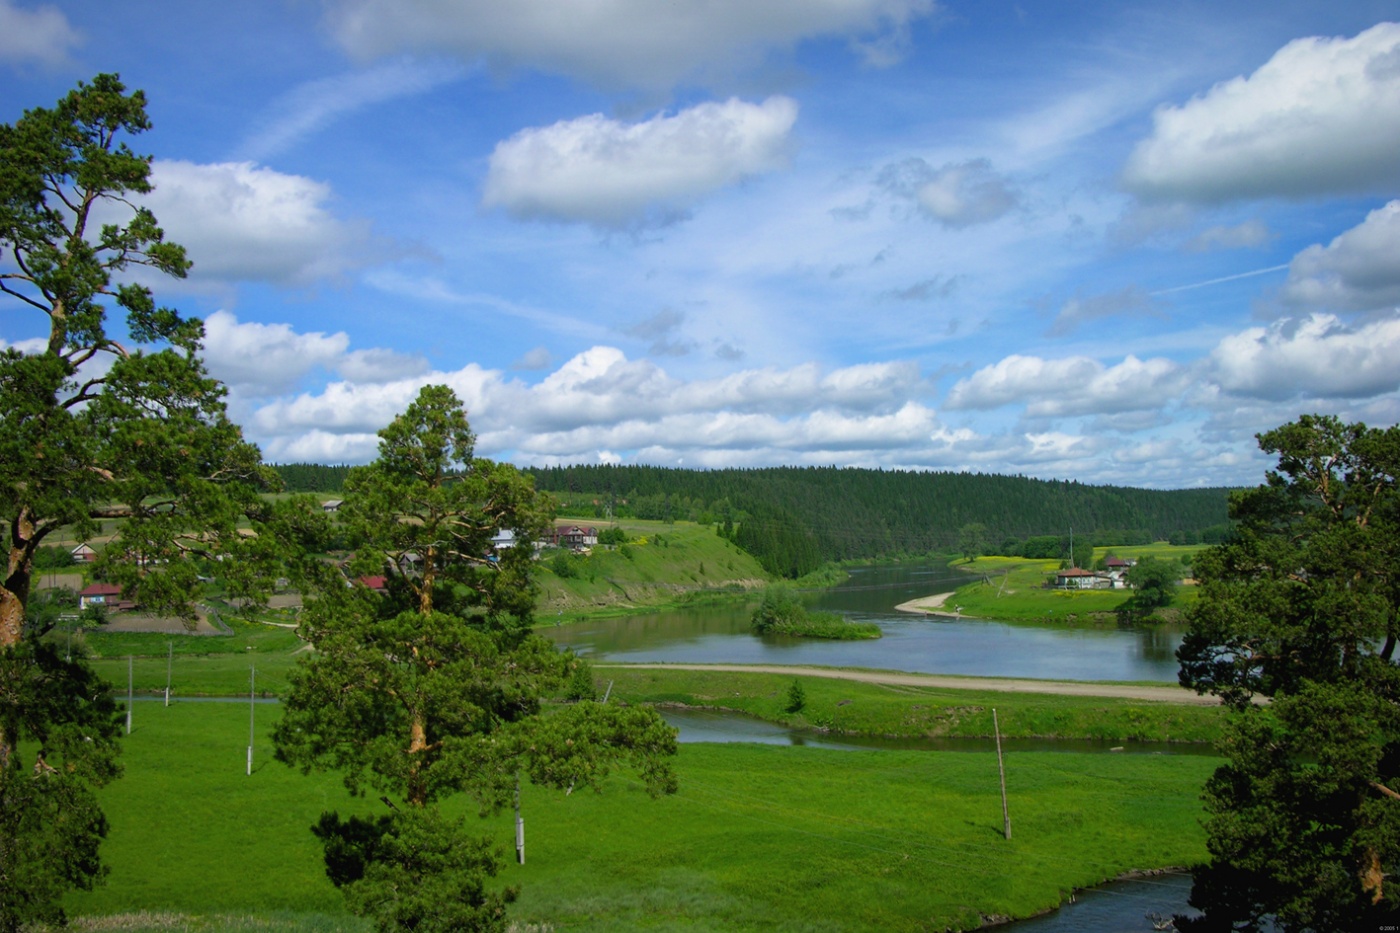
[4,0,1400,487]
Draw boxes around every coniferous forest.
[277,462,1232,577]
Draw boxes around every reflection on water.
[662,707,1218,756]
[545,562,1186,682]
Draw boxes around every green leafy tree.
[274,386,677,933]
[957,522,989,562]
[1122,556,1182,613]
[0,75,279,930]
[1176,415,1400,930]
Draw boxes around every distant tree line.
[526,465,1233,577]
[272,463,354,492]
[275,462,1234,579]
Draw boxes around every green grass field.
[65,701,1217,932]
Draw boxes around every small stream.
[661,707,1217,756]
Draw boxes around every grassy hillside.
[535,519,769,617]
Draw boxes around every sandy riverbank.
[893,591,956,614]
[602,662,1223,704]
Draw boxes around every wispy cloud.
[238,59,463,161]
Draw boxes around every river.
[545,561,1185,682]
[548,561,1203,929]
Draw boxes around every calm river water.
[545,561,1185,682]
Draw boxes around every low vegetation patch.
[602,666,1227,744]
[750,585,880,640]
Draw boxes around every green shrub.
[751,586,880,640]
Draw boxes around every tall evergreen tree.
[274,386,676,933]
[1177,415,1400,930]
[0,75,277,930]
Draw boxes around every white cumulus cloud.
[323,0,936,91]
[482,97,798,228]
[241,340,933,466]
[1123,22,1400,202]
[0,0,80,67]
[1207,312,1400,400]
[946,354,1187,418]
[143,161,382,286]
[201,311,349,397]
[1280,200,1400,312]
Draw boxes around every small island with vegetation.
[751,585,881,640]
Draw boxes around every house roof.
[357,575,387,590]
[79,582,123,596]
[1056,567,1097,577]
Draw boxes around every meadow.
[944,546,1208,625]
[63,700,1217,933]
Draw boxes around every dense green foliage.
[273,387,677,932]
[525,463,1229,577]
[750,585,881,640]
[1119,556,1183,619]
[0,74,283,931]
[1177,415,1400,930]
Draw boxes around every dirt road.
[600,662,1223,705]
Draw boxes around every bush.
[751,586,880,641]
[786,680,806,713]
[597,527,629,546]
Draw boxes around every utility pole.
[514,772,525,864]
[126,655,133,734]
[247,664,255,776]
[994,708,1010,840]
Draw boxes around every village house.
[70,543,98,563]
[77,582,135,611]
[1054,567,1102,590]
[551,526,598,550]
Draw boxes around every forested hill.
[526,464,1231,559]
[275,461,1232,575]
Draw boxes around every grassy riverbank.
[601,665,1226,744]
[65,700,1216,932]
[942,546,1207,625]
[535,519,770,616]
